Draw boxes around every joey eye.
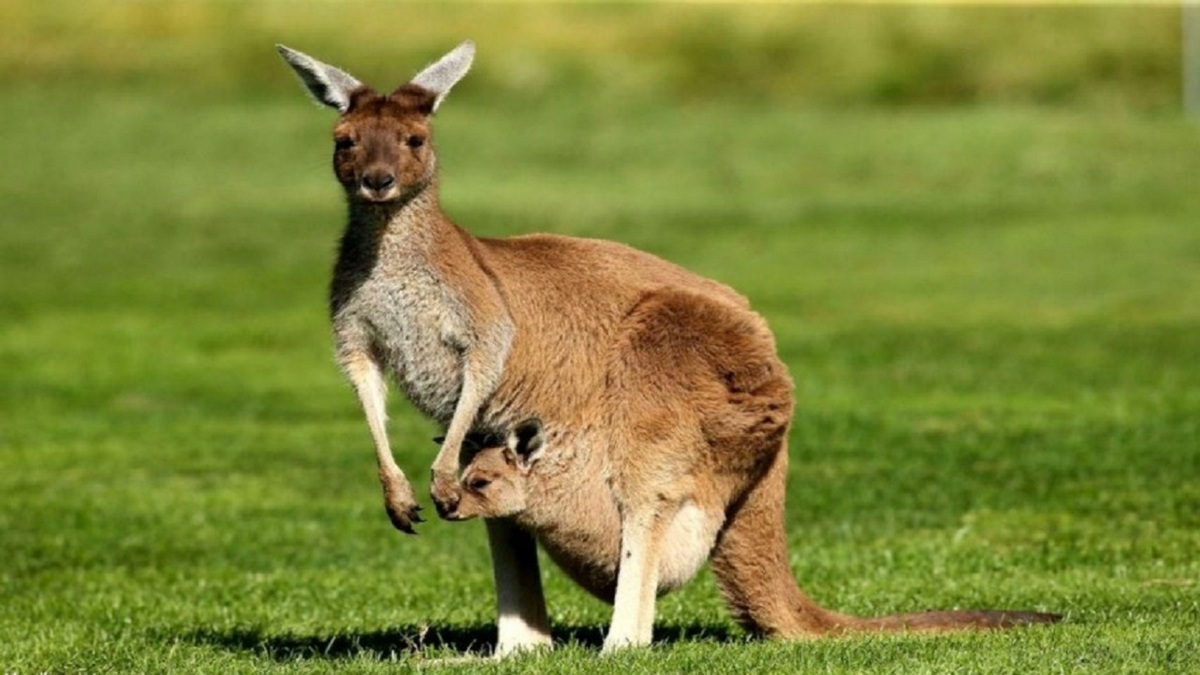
[468,477,491,491]
[334,137,356,152]
[406,135,425,149]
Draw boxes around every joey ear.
[508,418,544,469]
[276,44,364,113]
[409,40,475,113]
[500,446,522,469]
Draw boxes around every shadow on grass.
[182,622,743,661]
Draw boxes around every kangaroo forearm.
[340,344,422,532]
[433,315,514,478]
[341,350,402,480]
[432,369,500,478]
[433,381,485,478]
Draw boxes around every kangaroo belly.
[657,502,723,593]
[527,500,721,603]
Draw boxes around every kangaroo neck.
[332,181,468,315]
[345,180,453,250]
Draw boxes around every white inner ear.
[277,44,363,113]
[410,40,475,112]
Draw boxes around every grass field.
[2,3,1199,674]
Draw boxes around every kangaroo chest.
[335,254,468,425]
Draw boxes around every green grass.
[2,3,1199,673]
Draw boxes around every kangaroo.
[449,418,729,604]
[450,420,1059,639]
[277,43,1059,655]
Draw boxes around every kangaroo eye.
[406,135,425,149]
[334,137,356,151]
[468,477,491,491]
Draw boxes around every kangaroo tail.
[836,609,1062,634]
[710,446,844,636]
[709,443,1061,638]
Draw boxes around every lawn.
[1,3,1198,674]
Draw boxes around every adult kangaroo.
[277,42,1059,655]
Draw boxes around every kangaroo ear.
[409,40,475,113]
[277,44,364,113]
[508,418,544,469]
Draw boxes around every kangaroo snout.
[360,170,397,200]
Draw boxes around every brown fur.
[452,408,1059,639]
[279,44,1059,653]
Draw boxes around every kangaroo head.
[277,42,474,205]
[451,419,545,521]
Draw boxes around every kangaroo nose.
[362,171,396,191]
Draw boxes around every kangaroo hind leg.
[602,496,682,652]
[486,519,552,657]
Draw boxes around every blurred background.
[0,3,1184,106]
[1,2,1197,672]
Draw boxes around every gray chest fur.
[334,247,468,426]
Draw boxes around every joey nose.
[361,171,396,192]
